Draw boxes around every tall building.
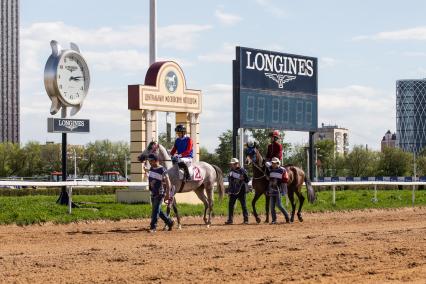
[0,0,20,143]
[396,79,426,153]
[381,130,397,151]
[313,123,349,155]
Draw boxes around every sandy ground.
[1,208,426,284]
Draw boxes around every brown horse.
[245,143,316,223]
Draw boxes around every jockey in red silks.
[265,130,283,167]
[170,124,193,181]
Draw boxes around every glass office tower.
[396,79,426,153]
[0,0,20,143]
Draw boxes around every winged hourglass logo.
[264,73,296,88]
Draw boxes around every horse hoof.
[255,217,261,224]
[290,216,295,223]
[206,224,210,228]
[297,214,303,222]
[178,224,182,230]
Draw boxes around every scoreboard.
[233,46,318,132]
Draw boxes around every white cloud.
[214,9,242,26]
[158,24,212,51]
[353,26,426,41]
[402,51,426,57]
[198,43,236,63]
[255,0,286,18]
[320,57,337,68]
[319,85,395,149]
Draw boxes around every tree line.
[0,140,129,178]
[1,130,423,178]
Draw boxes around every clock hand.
[69,76,83,81]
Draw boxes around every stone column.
[130,110,146,182]
[190,113,200,162]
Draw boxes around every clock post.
[44,40,91,206]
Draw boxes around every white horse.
[138,142,225,227]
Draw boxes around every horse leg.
[205,186,214,226]
[251,191,262,224]
[264,192,270,223]
[295,189,305,222]
[288,189,296,223]
[172,198,182,229]
[194,186,209,225]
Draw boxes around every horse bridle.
[246,148,267,180]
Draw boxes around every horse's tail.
[212,165,225,201]
[304,176,316,204]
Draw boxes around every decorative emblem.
[264,73,296,88]
[165,71,178,93]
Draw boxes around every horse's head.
[245,141,261,166]
[137,141,161,171]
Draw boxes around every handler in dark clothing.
[225,158,250,225]
[147,153,174,233]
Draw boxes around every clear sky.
[20,0,426,151]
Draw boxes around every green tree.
[377,147,412,176]
[21,141,43,177]
[200,146,219,166]
[158,132,174,150]
[215,130,233,172]
[315,139,335,176]
[40,143,61,174]
[346,145,379,177]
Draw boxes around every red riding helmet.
[270,130,280,138]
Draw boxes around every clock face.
[56,52,89,105]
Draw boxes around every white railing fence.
[0,180,424,214]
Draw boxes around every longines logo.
[245,50,314,88]
[58,119,85,131]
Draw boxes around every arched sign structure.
[128,61,202,182]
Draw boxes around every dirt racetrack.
[1,208,426,283]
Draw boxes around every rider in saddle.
[225,158,250,225]
[170,124,193,181]
[265,130,283,168]
[267,157,290,224]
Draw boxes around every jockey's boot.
[183,164,190,181]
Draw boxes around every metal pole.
[315,147,318,181]
[308,131,315,181]
[73,148,77,179]
[149,0,156,66]
[239,128,244,164]
[413,151,416,207]
[125,157,128,181]
[68,187,73,214]
[305,147,310,180]
[332,185,336,205]
[372,184,378,203]
[149,0,158,142]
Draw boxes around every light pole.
[73,148,77,179]
[315,147,319,181]
[125,156,128,181]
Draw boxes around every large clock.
[44,40,90,116]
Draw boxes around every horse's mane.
[157,143,173,169]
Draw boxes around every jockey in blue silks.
[170,124,193,181]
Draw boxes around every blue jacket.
[227,167,249,195]
[148,166,166,196]
[267,167,287,196]
[170,136,193,158]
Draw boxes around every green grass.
[0,189,425,225]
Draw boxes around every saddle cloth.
[178,165,203,181]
